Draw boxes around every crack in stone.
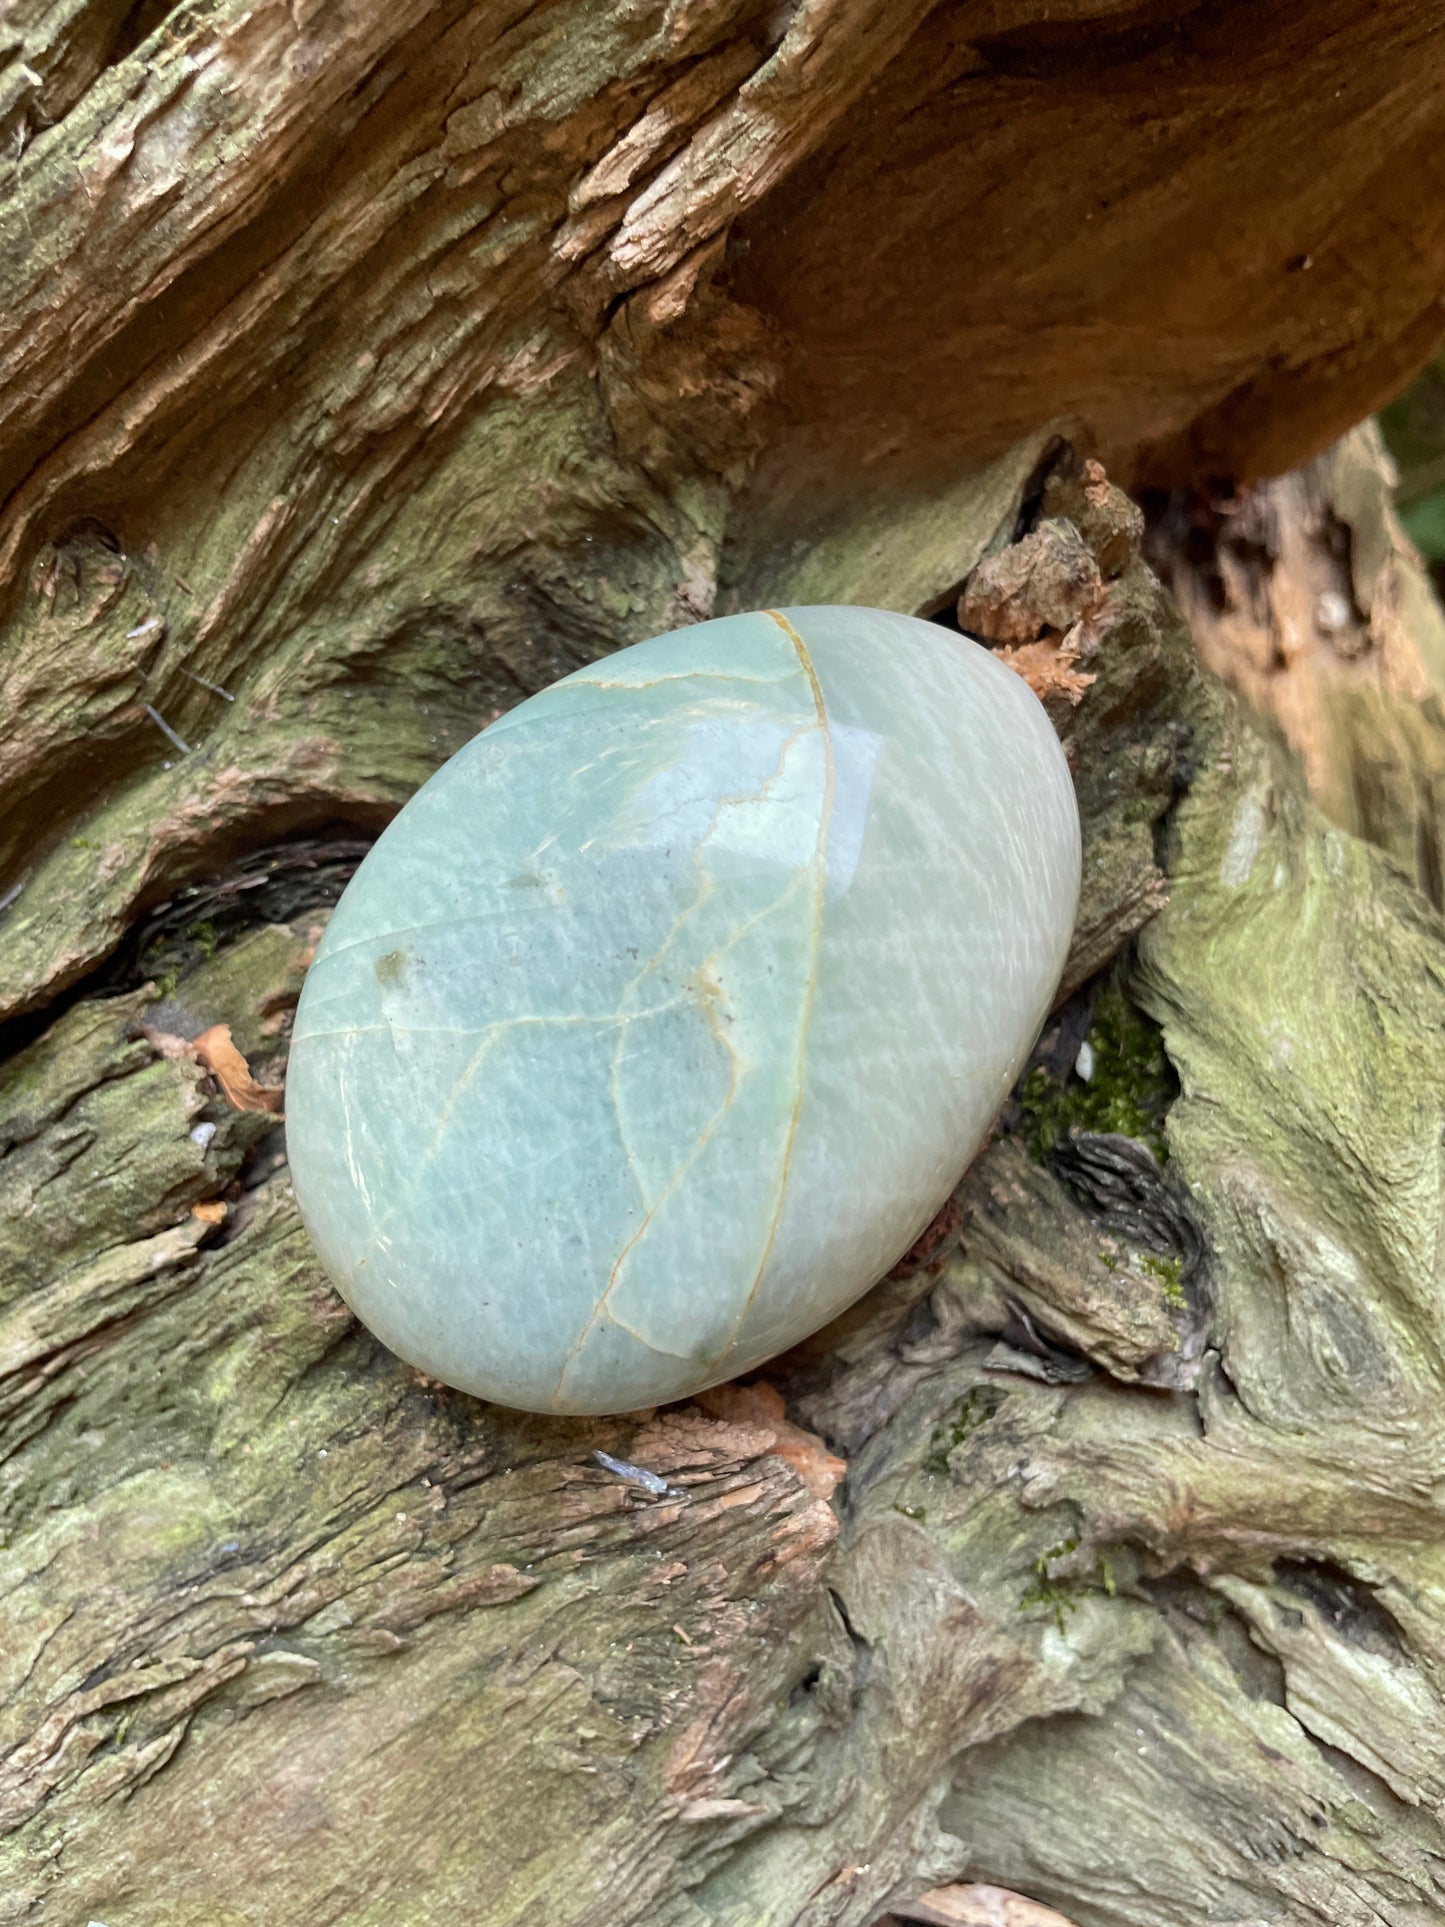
[583,1303,711,1367]
[548,668,794,693]
[551,660,816,1404]
[703,610,836,1377]
[557,864,811,1378]
[338,1011,666,1276]
[556,964,750,1399]
[296,1003,683,1043]
[340,1114,645,1302]
[305,912,538,972]
[420,1015,609,1169]
[332,861,804,1295]
[309,685,805,978]
[601,713,815,1081]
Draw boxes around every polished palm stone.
[285,606,1081,1415]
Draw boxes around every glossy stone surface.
[286,607,1081,1414]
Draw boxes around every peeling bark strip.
[6,1,1445,1921]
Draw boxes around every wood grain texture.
[5,2,1445,1918]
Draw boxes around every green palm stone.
[285,606,1081,1414]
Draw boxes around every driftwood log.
[5,3,1445,1922]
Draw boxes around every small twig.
[144,704,192,755]
[179,667,235,701]
[591,1449,685,1500]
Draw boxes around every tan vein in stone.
[553,992,744,1402]
[334,707,808,1291]
[343,1117,639,1301]
[341,1021,662,1293]
[310,912,522,968]
[317,642,807,969]
[602,1311,699,1362]
[607,715,814,1041]
[415,1012,641,1171]
[586,862,808,1284]
[706,610,836,1373]
[297,1000,685,1044]
[552,681,816,1404]
[548,667,792,693]
[342,1019,580,1274]
[352,854,803,1299]
[596,709,814,1225]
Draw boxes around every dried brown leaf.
[994,635,1097,708]
[191,1023,284,1114]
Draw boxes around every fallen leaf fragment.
[694,1381,846,1501]
[143,1020,285,1114]
[192,1023,285,1113]
[191,1200,227,1225]
[898,1884,1080,1927]
[993,634,1097,707]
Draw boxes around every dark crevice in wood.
[0,830,371,1065]
[1270,1559,1407,1655]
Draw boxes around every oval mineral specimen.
[285,606,1081,1414]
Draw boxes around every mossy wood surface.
[6,3,1445,1923]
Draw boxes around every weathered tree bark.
[5,4,1445,1922]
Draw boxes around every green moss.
[1138,1250,1186,1310]
[1020,1536,1117,1634]
[1398,492,1445,569]
[1020,983,1174,1163]
[137,917,228,1004]
[1380,357,1445,481]
[1021,1535,1082,1634]
[924,1390,1001,1475]
[183,918,220,958]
